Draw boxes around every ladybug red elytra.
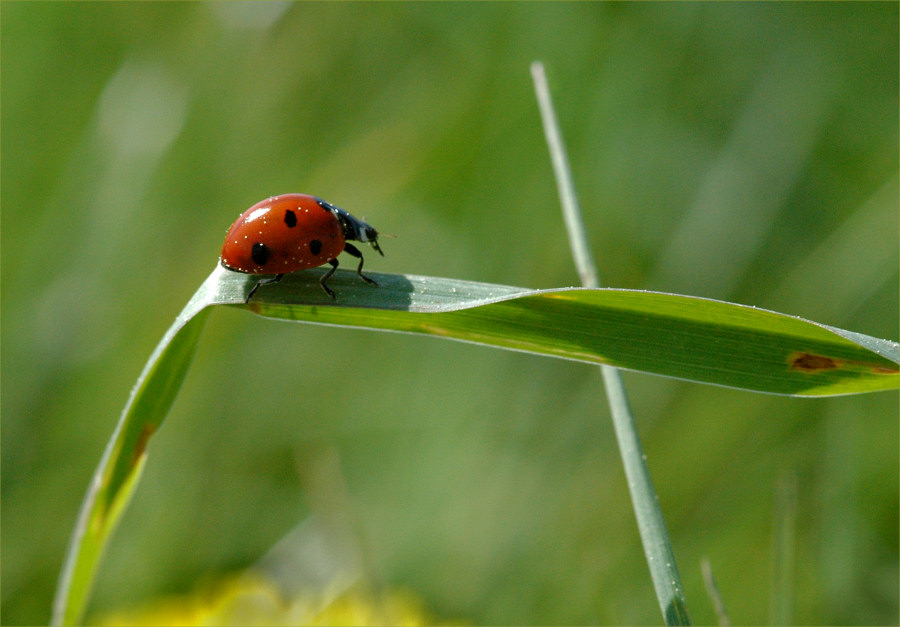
[220,194,383,301]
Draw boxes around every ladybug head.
[318,198,384,257]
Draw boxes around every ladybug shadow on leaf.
[227,267,414,310]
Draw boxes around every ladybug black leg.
[343,243,378,286]
[246,273,284,303]
[319,259,339,299]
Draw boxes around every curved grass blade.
[53,265,897,625]
[51,274,215,626]
[222,268,898,397]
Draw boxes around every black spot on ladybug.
[283,209,297,228]
[251,242,270,266]
[310,239,322,256]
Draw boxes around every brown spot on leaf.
[131,423,156,466]
[790,352,838,372]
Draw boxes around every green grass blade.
[770,472,798,625]
[531,61,600,290]
[51,275,215,626]
[220,268,898,397]
[53,265,897,625]
[602,366,692,625]
[701,557,732,626]
[532,59,691,625]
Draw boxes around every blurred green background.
[3,2,897,625]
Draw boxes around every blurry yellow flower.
[94,573,439,626]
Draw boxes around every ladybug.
[220,194,383,301]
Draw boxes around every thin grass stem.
[531,60,691,626]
